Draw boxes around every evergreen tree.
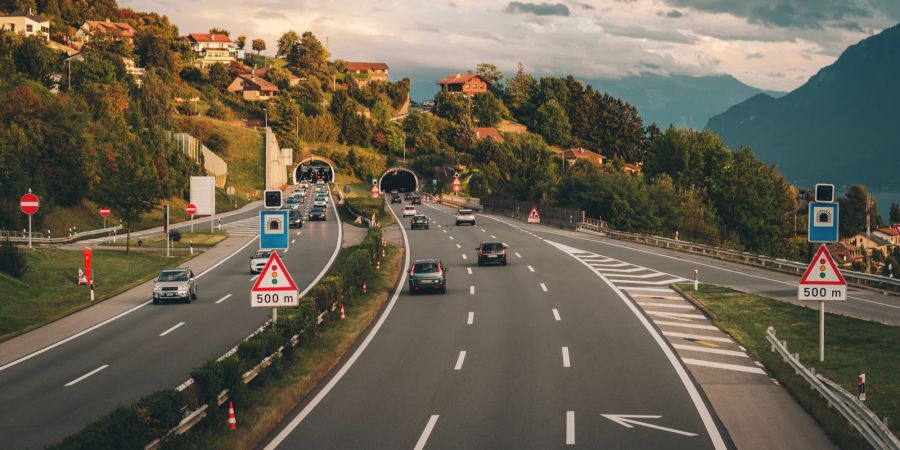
[889,203,900,224]
[472,92,505,127]
[534,99,571,146]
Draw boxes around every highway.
[264,200,730,449]
[0,191,342,448]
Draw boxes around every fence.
[766,327,899,449]
[1,225,123,246]
[482,198,585,229]
[578,223,900,294]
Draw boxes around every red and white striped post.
[693,269,699,291]
[859,374,866,401]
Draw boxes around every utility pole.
[866,193,871,274]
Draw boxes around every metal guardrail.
[1,225,124,246]
[766,327,899,449]
[483,198,584,229]
[580,224,900,294]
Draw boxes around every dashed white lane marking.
[561,347,571,367]
[637,302,694,309]
[566,411,575,445]
[515,252,522,258]
[552,309,561,321]
[449,236,454,240]
[467,267,473,275]
[454,351,467,370]
[456,243,461,249]
[653,320,718,330]
[283,247,289,254]
[462,254,468,260]
[467,312,474,325]
[673,344,749,357]
[540,283,549,292]
[491,234,497,239]
[291,239,296,244]
[64,365,109,387]
[481,228,486,232]
[296,231,301,236]
[442,229,447,233]
[215,294,233,304]
[682,358,767,374]
[470,285,475,295]
[414,415,440,450]
[159,322,186,337]
[663,331,732,343]
[251,274,259,281]
[527,265,535,272]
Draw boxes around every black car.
[308,206,327,221]
[411,196,422,205]
[410,214,429,230]
[408,259,447,294]
[289,210,303,228]
[390,194,402,204]
[477,242,508,266]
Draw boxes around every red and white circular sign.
[452,184,461,193]
[20,193,39,215]
[99,207,110,217]
[186,203,198,215]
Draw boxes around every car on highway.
[408,259,447,294]
[390,193,402,204]
[152,268,197,304]
[313,196,327,207]
[410,214,429,230]
[403,205,417,217]
[405,193,413,201]
[299,181,309,189]
[476,242,508,266]
[285,197,301,210]
[411,195,422,205]
[250,249,274,274]
[308,206,327,221]
[289,210,303,228]
[455,209,476,226]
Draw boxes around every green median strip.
[679,283,900,448]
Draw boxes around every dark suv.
[410,214,429,230]
[289,210,303,228]
[390,193,402,204]
[408,259,447,294]
[411,196,422,205]
[476,242,508,266]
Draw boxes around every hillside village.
[1,3,899,275]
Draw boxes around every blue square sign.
[808,202,839,243]
[260,210,289,250]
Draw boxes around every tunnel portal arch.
[378,167,419,193]
[293,156,335,184]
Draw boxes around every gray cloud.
[570,1,595,9]
[661,0,900,30]
[506,1,570,16]
[746,52,764,59]
[658,9,684,18]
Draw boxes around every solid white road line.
[553,308,561,321]
[653,320,718,330]
[561,347,571,367]
[682,358,767,374]
[251,274,259,281]
[540,283,549,292]
[159,322,186,337]
[215,294,233,304]
[515,252,522,258]
[528,265,535,272]
[663,331,732,343]
[673,344,748,357]
[467,312,474,325]
[414,415,440,450]
[456,243,461,249]
[470,285,475,295]
[637,302,694,309]
[467,267,472,275]
[454,351,467,370]
[566,411,575,445]
[64,364,109,387]
[462,254,468,260]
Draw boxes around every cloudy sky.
[121,0,900,91]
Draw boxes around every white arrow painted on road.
[602,414,698,437]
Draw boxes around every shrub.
[134,390,185,439]
[190,359,225,426]
[168,229,182,242]
[0,238,28,277]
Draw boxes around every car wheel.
[455,221,460,226]
[440,287,447,294]
[502,260,507,266]
[153,298,159,305]
[478,260,484,266]
[192,289,197,300]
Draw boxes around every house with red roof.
[343,62,389,86]
[227,73,278,101]
[624,163,643,174]
[873,227,900,246]
[474,127,505,143]
[437,73,488,96]
[562,148,605,167]
[184,33,237,67]
[76,18,136,44]
[826,242,864,267]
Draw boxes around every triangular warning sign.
[527,207,541,223]
[799,245,846,286]
[251,252,299,292]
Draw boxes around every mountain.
[706,23,900,193]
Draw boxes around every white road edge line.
[414,415,440,450]
[467,312,474,325]
[64,364,109,387]
[562,347,571,367]
[553,308,561,321]
[566,411,575,445]
[454,351,467,370]
[540,282,549,292]
[159,322,185,337]
[264,193,407,450]
[545,239,727,450]
[0,234,261,373]
[215,294,233,304]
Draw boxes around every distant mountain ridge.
[706,23,900,192]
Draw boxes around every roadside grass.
[0,249,191,342]
[168,245,403,449]
[343,182,394,227]
[681,283,900,447]
[101,230,227,248]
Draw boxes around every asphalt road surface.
[263,200,730,449]
[0,192,342,448]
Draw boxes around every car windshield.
[405,207,415,210]
[289,211,300,218]
[311,207,324,213]
[413,216,427,223]
[459,210,473,215]
[254,251,270,259]
[482,243,504,251]
[413,262,440,273]
[159,270,188,282]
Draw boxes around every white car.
[299,182,309,189]
[403,206,417,217]
[314,198,327,207]
[455,209,476,226]
[250,249,273,274]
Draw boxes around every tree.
[236,35,247,50]
[476,62,504,95]
[472,92,505,127]
[839,185,882,238]
[435,90,471,123]
[208,27,230,36]
[207,63,230,89]
[890,203,900,224]
[134,27,179,74]
[12,35,57,87]
[276,30,300,58]
[534,99,571,146]
[251,38,266,55]
[504,62,535,119]
[288,31,330,78]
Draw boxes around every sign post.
[20,191,39,249]
[527,207,541,224]
[371,184,380,199]
[83,248,93,301]
[251,252,300,324]
[186,203,197,233]
[99,207,110,229]
[163,204,170,258]
[798,245,847,361]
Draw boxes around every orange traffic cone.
[228,401,237,430]
[340,304,346,319]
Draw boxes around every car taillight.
[479,248,483,256]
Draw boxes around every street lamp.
[262,107,268,129]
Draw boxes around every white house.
[0,9,50,40]
[183,33,237,67]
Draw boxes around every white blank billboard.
[190,176,216,215]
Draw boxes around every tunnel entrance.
[293,157,334,184]
[379,168,419,193]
